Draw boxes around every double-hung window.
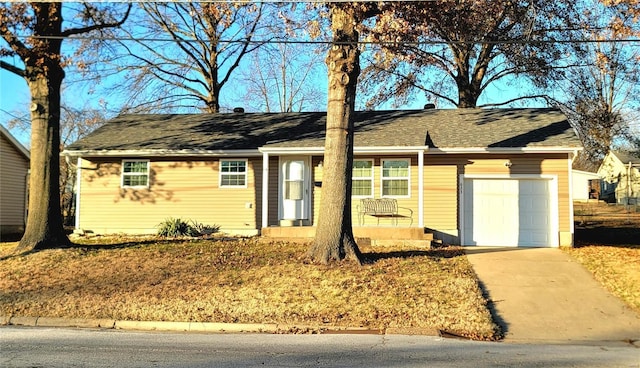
[220,159,247,188]
[352,159,373,197]
[121,160,149,188]
[381,159,410,197]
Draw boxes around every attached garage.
[461,176,559,247]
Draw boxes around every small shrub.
[156,218,220,237]
[190,221,220,235]
[157,218,198,237]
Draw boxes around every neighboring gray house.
[597,151,640,205]
[0,125,29,236]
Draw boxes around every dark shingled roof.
[610,151,640,165]
[65,108,581,153]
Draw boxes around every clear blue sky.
[0,4,553,148]
[2,59,546,150]
[0,67,32,146]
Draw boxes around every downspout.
[75,157,82,231]
[567,153,574,246]
[418,150,424,228]
[626,161,632,224]
[24,169,30,230]
[261,152,269,230]
[627,162,632,206]
[568,150,580,246]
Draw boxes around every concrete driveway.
[465,247,640,345]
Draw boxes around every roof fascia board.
[64,146,582,157]
[427,147,582,154]
[63,149,263,158]
[259,146,430,154]
[571,169,601,176]
[0,125,30,159]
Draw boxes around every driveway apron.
[465,247,640,344]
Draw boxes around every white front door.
[280,158,310,220]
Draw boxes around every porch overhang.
[259,146,428,230]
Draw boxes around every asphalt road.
[1,327,638,368]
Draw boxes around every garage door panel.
[522,215,549,229]
[525,230,550,245]
[463,178,555,247]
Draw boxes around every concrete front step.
[261,226,433,248]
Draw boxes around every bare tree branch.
[0,59,25,77]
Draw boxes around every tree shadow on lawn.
[574,221,640,247]
[362,246,465,264]
[0,238,172,261]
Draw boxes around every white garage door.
[462,178,555,247]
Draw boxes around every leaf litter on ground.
[0,236,499,340]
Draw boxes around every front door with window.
[280,158,310,221]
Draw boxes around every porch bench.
[357,198,413,226]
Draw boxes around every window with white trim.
[381,159,410,197]
[220,159,247,187]
[352,159,373,197]
[121,160,149,188]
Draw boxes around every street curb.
[2,315,435,335]
[386,327,441,336]
[1,315,116,329]
[7,316,38,327]
[38,317,116,329]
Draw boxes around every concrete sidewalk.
[465,247,640,345]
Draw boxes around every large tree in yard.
[558,0,640,168]
[360,0,583,108]
[237,40,326,113]
[0,3,130,251]
[307,3,380,264]
[111,2,269,113]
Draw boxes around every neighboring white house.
[0,125,30,236]
[597,151,640,205]
[571,169,601,201]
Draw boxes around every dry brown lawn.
[0,237,499,340]
[567,203,640,314]
[563,244,640,313]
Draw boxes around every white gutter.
[262,151,269,229]
[259,146,431,154]
[568,153,574,238]
[64,146,583,157]
[418,150,424,228]
[75,157,82,230]
[62,149,263,157]
[427,147,582,154]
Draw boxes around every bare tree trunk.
[2,3,129,252]
[14,6,70,252]
[307,6,363,265]
[17,69,70,252]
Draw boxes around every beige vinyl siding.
[423,161,458,230]
[312,156,420,227]
[78,157,260,235]
[423,153,572,239]
[0,134,29,233]
[350,157,419,226]
[77,152,571,240]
